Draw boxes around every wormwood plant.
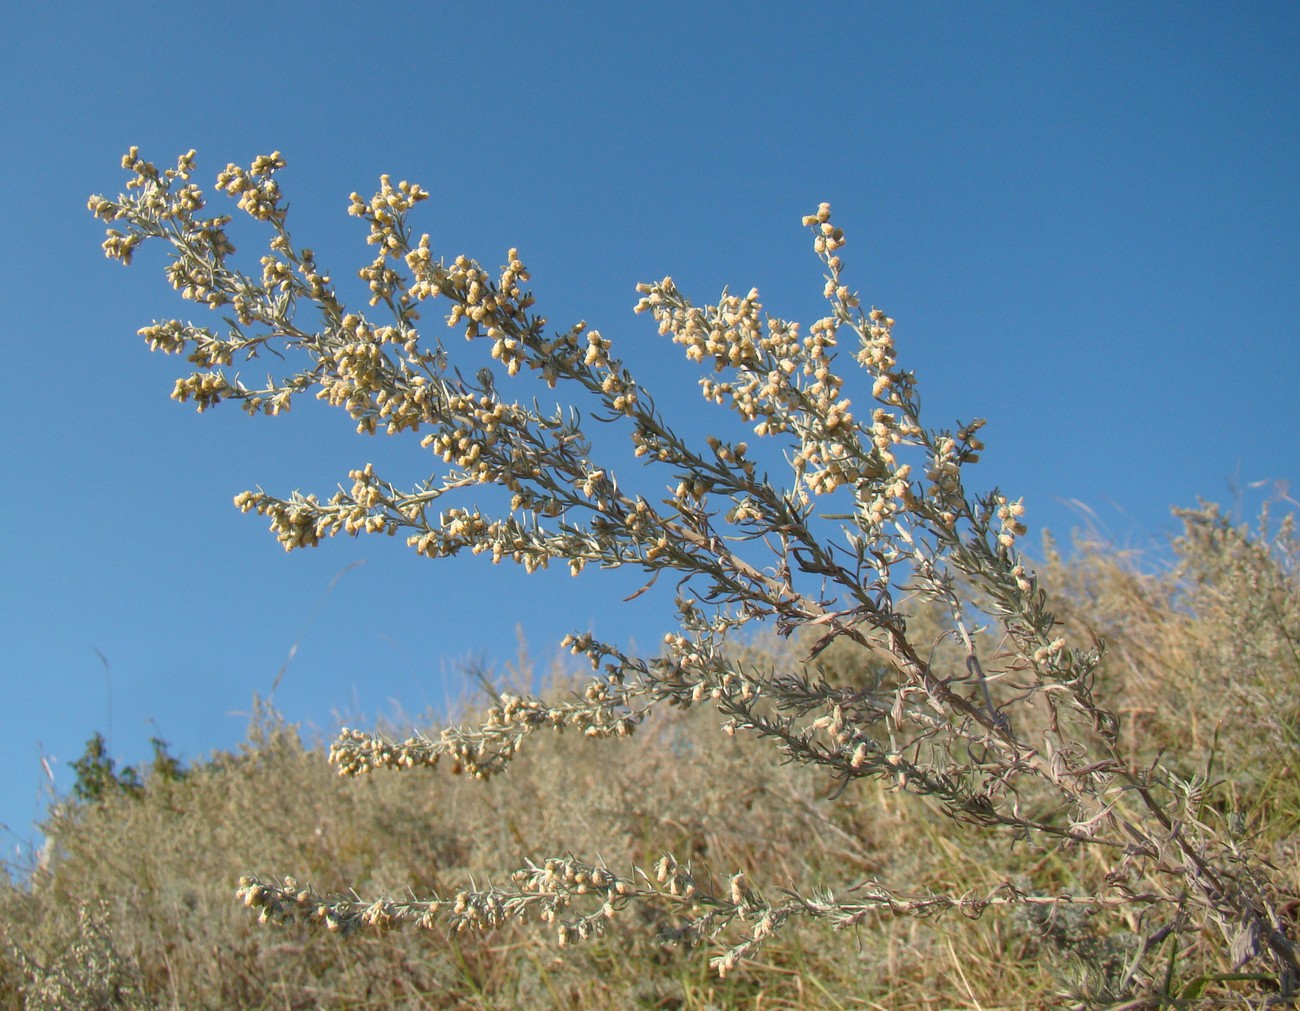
[90,150,1297,1001]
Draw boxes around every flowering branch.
[91,149,1297,994]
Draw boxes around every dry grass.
[3,500,1297,1009]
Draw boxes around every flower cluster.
[216,152,288,223]
[329,682,642,780]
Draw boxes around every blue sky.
[2,3,1296,860]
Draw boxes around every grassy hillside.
[3,500,1297,1009]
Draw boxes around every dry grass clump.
[0,698,883,1008]
[1044,501,1300,808]
[4,500,1295,1008]
[0,708,1048,1008]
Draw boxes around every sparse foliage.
[77,148,1299,1005]
[69,733,187,804]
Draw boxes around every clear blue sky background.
[2,3,1296,862]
